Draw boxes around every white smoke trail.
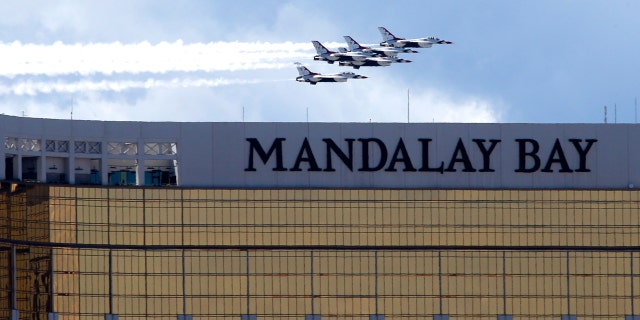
[0,77,288,96]
[0,40,344,76]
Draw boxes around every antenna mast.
[407,89,410,123]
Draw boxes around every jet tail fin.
[311,41,333,54]
[343,36,367,51]
[378,27,402,41]
[294,62,313,76]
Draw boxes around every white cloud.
[401,88,502,123]
[0,76,503,124]
[293,79,503,123]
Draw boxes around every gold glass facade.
[0,184,639,319]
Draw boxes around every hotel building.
[0,114,639,320]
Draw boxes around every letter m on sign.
[245,138,287,171]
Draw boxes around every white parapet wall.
[1,114,639,189]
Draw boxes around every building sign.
[245,137,598,174]
[214,123,639,189]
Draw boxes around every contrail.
[0,40,343,77]
[0,77,290,96]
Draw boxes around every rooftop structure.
[0,115,639,320]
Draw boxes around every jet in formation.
[343,35,418,57]
[295,62,367,85]
[298,27,452,83]
[378,27,453,48]
[312,40,410,69]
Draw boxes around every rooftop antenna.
[71,105,73,120]
[604,105,608,124]
[407,89,410,123]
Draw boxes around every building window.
[5,137,18,150]
[75,141,86,153]
[57,140,69,152]
[144,142,177,155]
[47,140,70,153]
[21,138,41,152]
[88,142,101,154]
[108,142,138,155]
[46,140,56,152]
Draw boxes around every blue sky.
[0,0,638,123]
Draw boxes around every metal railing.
[0,239,639,319]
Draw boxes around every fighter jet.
[312,40,403,69]
[336,60,390,69]
[339,36,413,69]
[343,35,417,58]
[295,63,367,85]
[378,27,453,48]
[337,56,411,69]
[332,47,409,69]
[312,41,372,63]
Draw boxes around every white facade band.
[1,114,638,189]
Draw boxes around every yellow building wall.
[1,185,640,319]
